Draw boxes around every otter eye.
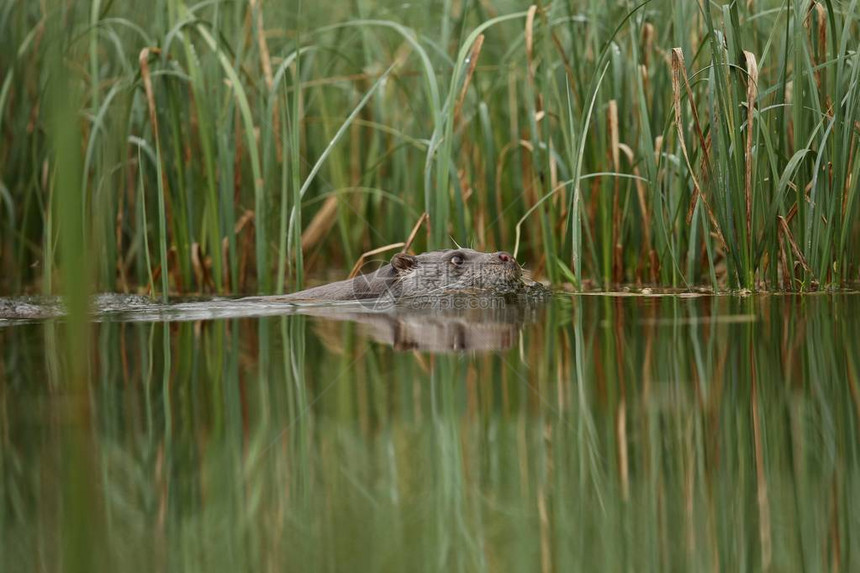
[450,254,464,266]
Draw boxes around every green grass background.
[1,0,858,296]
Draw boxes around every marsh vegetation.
[1,1,859,571]
[1,0,858,295]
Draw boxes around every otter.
[0,250,543,321]
[281,248,526,302]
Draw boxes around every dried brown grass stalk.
[813,2,828,98]
[671,49,712,212]
[348,243,406,279]
[454,34,484,128]
[778,215,812,274]
[402,212,429,253]
[641,23,655,68]
[743,51,759,244]
[608,100,622,283]
[249,0,281,158]
[301,195,339,252]
[843,137,856,220]
[524,5,545,126]
[525,5,537,72]
[344,214,427,279]
[138,48,174,247]
[549,29,576,103]
[249,0,274,89]
[671,48,727,252]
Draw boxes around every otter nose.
[497,251,514,263]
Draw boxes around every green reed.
[0,0,858,296]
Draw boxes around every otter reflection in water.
[302,292,547,353]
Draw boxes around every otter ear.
[391,253,417,273]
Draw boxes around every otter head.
[393,248,524,297]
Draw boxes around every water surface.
[2,293,858,571]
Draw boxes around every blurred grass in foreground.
[1,0,858,295]
[1,294,859,571]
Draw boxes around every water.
[1,293,859,571]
